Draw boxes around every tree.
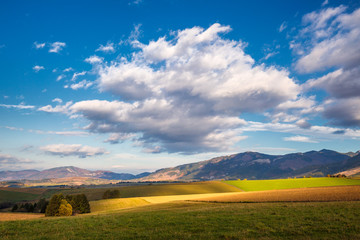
[45,193,64,217]
[57,199,72,216]
[11,204,18,212]
[66,194,90,214]
[34,198,49,213]
[102,189,120,199]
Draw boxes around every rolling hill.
[141,149,360,181]
[0,166,149,181]
[1,149,359,182]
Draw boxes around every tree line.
[12,193,91,217]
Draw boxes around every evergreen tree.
[34,198,49,213]
[11,204,18,212]
[66,194,90,214]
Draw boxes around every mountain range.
[0,166,150,181]
[1,149,359,181]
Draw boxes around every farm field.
[225,177,360,191]
[53,181,241,201]
[0,181,240,203]
[196,185,360,202]
[1,201,360,239]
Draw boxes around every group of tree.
[11,198,49,213]
[102,189,120,199]
[45,193,90,217]
[11,193,91,217]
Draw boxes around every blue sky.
[1,0,360,173]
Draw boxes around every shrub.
[103,189,120,199]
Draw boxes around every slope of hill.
[142,149,356,181]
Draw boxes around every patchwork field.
[225,177,360,191]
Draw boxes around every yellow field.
[0,213,44,221]
[90,198,150,212]
[195,185,360,202]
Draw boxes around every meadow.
[1,201,360,239]
[224,177,360,191]
[1,178,360,239]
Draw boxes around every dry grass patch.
[0,213,44,221]
[195,185,360,202]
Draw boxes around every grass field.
[0,213,43,221]
[225,177,360,191]
[1,201,359,239]
[57,181,241,201]
[0,190,40,203]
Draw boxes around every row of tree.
[12,198,49,213]
[11,193,91,217]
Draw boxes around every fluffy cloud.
[85,55,103,64]
[33,65,45,72]
[40,144,108,158]
[0,153,33,164]
[49,42,66,53]
[283,135,318,143]
[69,80,93,90]
[304,66,360,99]
[96,43,115,53]
[323,98,360,126]
[38,101,72,114]
[295,6,360,73]
[296,6,360,127]
[67,24,300,153]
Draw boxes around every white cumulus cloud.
[67,24,300,154]
[40,144,108,158]
[49,42,66,53]
[96,42,115,53]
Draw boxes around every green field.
[1,201,360,239]
[0,190,40,203]
[55,181,241,201]
[225,177,360,191]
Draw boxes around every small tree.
[57,199,72,216]
[45,194,64,217]
[103,189,120,199]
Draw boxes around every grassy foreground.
[1,201,360,239]
[225,177,360,191]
